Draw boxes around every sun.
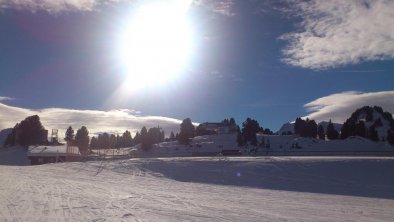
[118,0,194,88]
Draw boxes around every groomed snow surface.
[1,156,394,221]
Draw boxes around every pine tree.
[229,118,236,126]
[368,126,379,142]
[236,126,243,147]
[317,125,325,140]
[326,120,339,140]
[305,119,318,138]
[90,136,97,148]
[75,126,89,155]
[64,126,74,141]
[4,115,47,147]
[241,118,260,146]
[133,131,141,145]
[355,121,366,138]
[387,130,394,146]
[169,131,175,141]
[140,127,150,150]
[178,118,195,145]
[294,117,306,136]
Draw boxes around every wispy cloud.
[0,0,103,13]
[0,0,236,15]
[194,0,235,16]
[0,102,188,139]
[281,0,394,69]
[303,91,394,123]
[0,96,14,101]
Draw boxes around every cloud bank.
[0,96,14,101]
[0,0,235,15]
[281,0,394,69]
[194,0,235,16]
[0,102,187,140]
[303,91,394,123]
[0,0,105,13]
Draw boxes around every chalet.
[27,141,81,165]
[196,122,237,135]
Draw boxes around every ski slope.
[1,157,394,221]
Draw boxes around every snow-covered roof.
[27,145,80,157]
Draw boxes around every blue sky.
[0,0,393,135]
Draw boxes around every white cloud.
[303,91,394,123]
[0,0,237,15]
[0,96,14,101]
[193,0,235,16]
[281,0,394,69]
[0,102,189,140]
[0,0,102,13]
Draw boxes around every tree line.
[3,106,394,150]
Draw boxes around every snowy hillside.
[130,133,393,158]
[0,157,393,221]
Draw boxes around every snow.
[0,146,30,166]
[0,157,393,221]
[129,133,394,158]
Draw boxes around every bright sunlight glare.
[119,0,194,88]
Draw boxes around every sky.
[0,0,393,137]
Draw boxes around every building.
[27,142,81,165]
[196,122,237,136]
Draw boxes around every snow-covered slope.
[132,133,393,158]
[0,146,30,166]
[0,157,393,221]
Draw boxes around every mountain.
[341,106,394,141]
[277,121,343,135]
[277,122,294,135]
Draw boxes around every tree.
[178,118,195,145]
[133,131,141,145]
[294,117,317,138]
[326,120,339,140]
[305,120,317,138]
[110,134,116,148]
[387,130,394,146]
[90,136,97,148]
[368,126,379,142]
[294,117,306,136]
[355,121,366,138]
[140,127,150,150]
[229,118,236,126]
[64,126,74,141]
[236,126,243,147]
[340,121,356,139]
[317,125,325,140]
[122,130,133,147]
[99,133,110,149]
[263,128,273,135]
[169,131,175,141]
[4,115,47,147]
[75,126,90,155]
[241,118,260,146]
